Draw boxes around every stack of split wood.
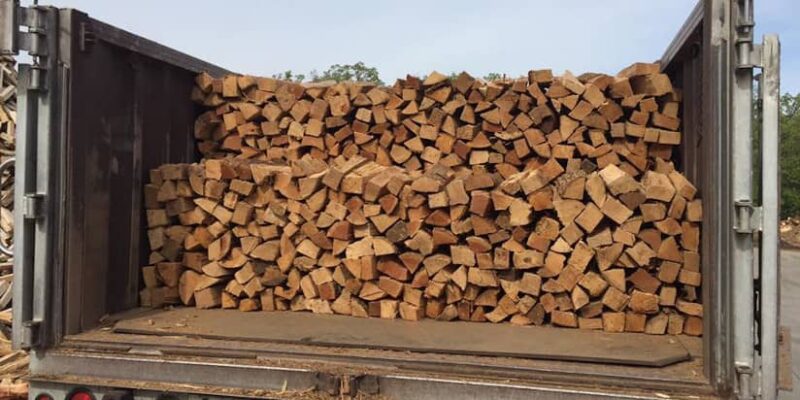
[142,63,704,336]
[0,57,22,400]
[0,56,16,343]
[0,56,15,265]
[0,56,15,348]
[0,350,27,400]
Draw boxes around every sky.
[36,0,799,94]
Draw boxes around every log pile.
[0,56,16,341]
[0,350,27,400]
[0,56,15,264]
[142,63,704,335]
[0,57,22,400]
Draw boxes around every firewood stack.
[0,56,24,400]
[0,56,16,341]
[142,63,704,336]
[0,56,15,264]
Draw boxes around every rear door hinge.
[0,1,57,90]
[734,200,762,234]
[20,320,39,350]
[23,193,44,220]
[735,363,756,399]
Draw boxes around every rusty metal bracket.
[315,372,380,396]
[79,21,95,52]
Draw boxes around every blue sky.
[40,0,798,94]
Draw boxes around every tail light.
[67,388,95,400]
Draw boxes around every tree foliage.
[272,62,382,85]
[483,72,504,81]
[312,62,383,85]
[755,92,800,218]
[271,70,305,82]
[779,93,800,218]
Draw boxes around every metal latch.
[734,200,762,234]
[23,193,44,220]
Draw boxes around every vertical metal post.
[30,5,59,350]
[704,0,735,394]
[731,77,755,394]
[731,0,756,398]
[731,49,755,400]
[12,64,36,349]
[759,33,780,400]
[9,4,60,350]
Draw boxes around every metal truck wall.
[59,10,219,335]
[657,0,737,394]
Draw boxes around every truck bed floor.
[53,307,711,397]
[108,307,695,367]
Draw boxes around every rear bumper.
[29,374,716,400]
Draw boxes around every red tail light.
[67,388,95,400]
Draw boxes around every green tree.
[779,93,800,218]
[272,70,305,82]
[313,62,383,85]
[483,72,504,81]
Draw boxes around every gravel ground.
[779,249,800,399]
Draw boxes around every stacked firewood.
[0,56,15,344]
[143,63,704,336]
[192,64,684,171]
[0,350,27,400]
[0,56,23,400]
[0,56,15,264]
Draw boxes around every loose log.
[629,290,660,314]
[551,311,578,328]
[602,312,626,333]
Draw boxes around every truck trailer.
[0,0,790,398]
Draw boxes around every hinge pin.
[23,193,43,219]
[734,200,763,234]
[736,363,755,399]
